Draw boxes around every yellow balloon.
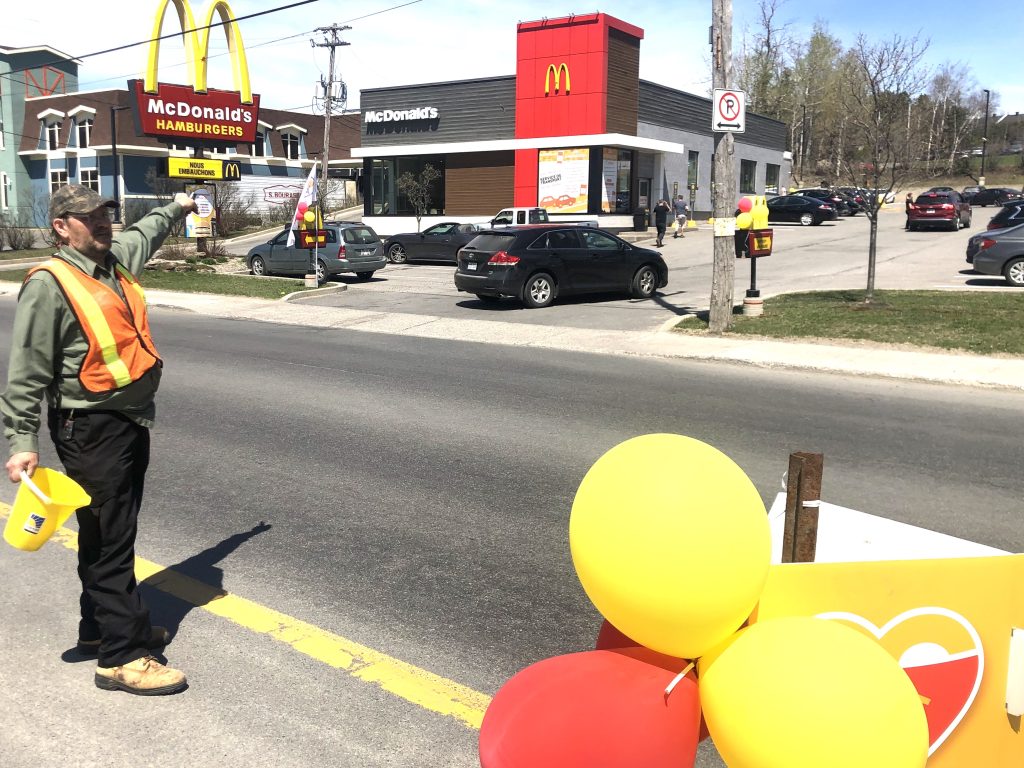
[570,434,769,659]
[752,196,770,229]
[736,212,753,230]
[699,617,929,768]
[303,210,316,224]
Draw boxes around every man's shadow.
[62,521,271,662]
[140,521,273,636]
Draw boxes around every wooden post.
[781,451,823,563]
[709,0,737,332]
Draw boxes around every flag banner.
[287,163,318,248]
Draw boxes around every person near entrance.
[673,195,690,238]
[1,185,197,696]
[653,198,672,247]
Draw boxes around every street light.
[109,104,131,224]
[980,89,990,186]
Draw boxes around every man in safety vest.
[1,185,197,696]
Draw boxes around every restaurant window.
[765,163,780,195]
[49,170,68,193]
[687,151,699,187]
[740,159,756,194]
[252,130,266,157]
[370,156,444,216]
[80,168,99,192]
[76,119,93,149]
[281,132,301,160]
[46,121,62,150]
[602,148,633,213]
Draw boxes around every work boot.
[77,626,171,656]
[95,656,187,696]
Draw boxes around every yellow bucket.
[3,468,91,552]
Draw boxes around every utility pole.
[980,88,990,186]
[311,24,351,210]
[709,0,736,333]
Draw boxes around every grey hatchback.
[246,222,386,283]
[966,222,1024,286]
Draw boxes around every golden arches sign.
[144,0,253,104]
[544,63,570,96]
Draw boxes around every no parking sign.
[713,89,746,133]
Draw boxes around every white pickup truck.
[488,207,598,228]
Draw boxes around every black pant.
[48,409,154,667]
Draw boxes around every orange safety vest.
[28,258,161,393]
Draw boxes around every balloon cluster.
[294,201,317,226]
[736,196,769,230]
[479,434,930,768]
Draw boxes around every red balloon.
[479,648,700,768]
[595,619,640,650]
[593,621,711,743]
[737,197,753,212]
[297,202,309,215]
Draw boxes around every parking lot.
[300,206,1007,333]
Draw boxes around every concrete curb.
[281,283,347,302]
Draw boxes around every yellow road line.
[1,503,491,729]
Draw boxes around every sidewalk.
[123,287,1024,392]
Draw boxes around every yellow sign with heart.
[754,555,1024,765]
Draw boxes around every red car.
[556,194,576,208]
[907,191,972,232]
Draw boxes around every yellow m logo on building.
[544,63,570,96]
[144,0,254,104]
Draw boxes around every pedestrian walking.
[653,198,672,247]
[672,195,690,238]
[1,185,197,696]
[905,192,914,230]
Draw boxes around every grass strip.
[675,290,1024,356]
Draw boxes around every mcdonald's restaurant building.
[355,13,792,234]
[2,46,359,227]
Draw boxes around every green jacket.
[1,201,186,456]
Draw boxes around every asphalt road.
[0,306,1020,767]
[292,204,1010,333]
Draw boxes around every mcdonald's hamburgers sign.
[129,0,260,144]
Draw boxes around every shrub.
[0,215,40,250]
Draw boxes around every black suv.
[986,200,1024,231]
[454,225,668,308]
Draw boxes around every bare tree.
[837,33,929,301]
[396,164,441,232]
[736,0,792,117]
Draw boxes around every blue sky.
[4,0,1020,117]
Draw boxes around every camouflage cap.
[48,185,118,223]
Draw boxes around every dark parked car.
[966,222,1024,286]
[987,200,1024,231]
[246,222,386,283]
[962,185,985,203]
[907,191,972,231]
[835,187,869,214]
[971,188,1022,207]
[792,188,851,216]
[766,195,838,226]
[383,221,485,264]
[454,225,668,308]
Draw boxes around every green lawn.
[0,266,312,300]
[675,290,1024,356]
